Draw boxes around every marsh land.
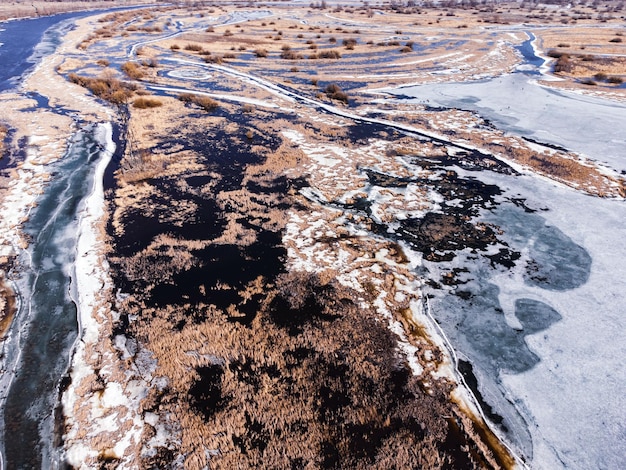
[0,1,625,469]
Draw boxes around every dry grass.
[120,61,145,80]
[0,273,16,339]
[178,93,220,111]
[68,72,135,104]
[133,97,163,109]
[0,124,7,159]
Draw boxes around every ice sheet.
[383,74,626,174]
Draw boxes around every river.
[0,12,120,470]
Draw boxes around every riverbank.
[0,1,152,22]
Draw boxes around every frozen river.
[383,33,626,469]
[0,11,119,469]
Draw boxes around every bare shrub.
[553,54,572,73]
[133,97,163,109]
[594,72,608,81]
[281,48,302,60]
[318,49,341,59]
[184,43,203,52]
[204,55,223,64]
[121,61,144,80]
[343,38,357,49]
[325,83,348,103]
[178,93,219,111]
[254,49,268,58]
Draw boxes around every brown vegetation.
[325,83,349,103]
[68,73,135,104]
[105,105,511,468]
[133,97,163,109]
[178,93,220,111]
[121,61,145,80]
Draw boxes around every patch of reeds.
[68,73,135,104]
[178,93,219,111]
[133,97,163,109]
[121,61,145,80]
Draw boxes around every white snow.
[487,174,626,470]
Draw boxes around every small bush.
[254,49,268,58]
[121,61,144,80]
[325,83,348,103]
[170,44,180,50]
[343,38,357,49]
[281,49,302,60]
[553,54,572,73]
[133,97,163,108]
[609,37,623,43]
[607,76,623,84]
[594,72,608,81]
[142,58,158,68]
[318,49,341,59]
[204,55,223,64]
[546,49,565,58]
[184,43,203,52]
[581,78,597,86]
[178,93,219,111]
